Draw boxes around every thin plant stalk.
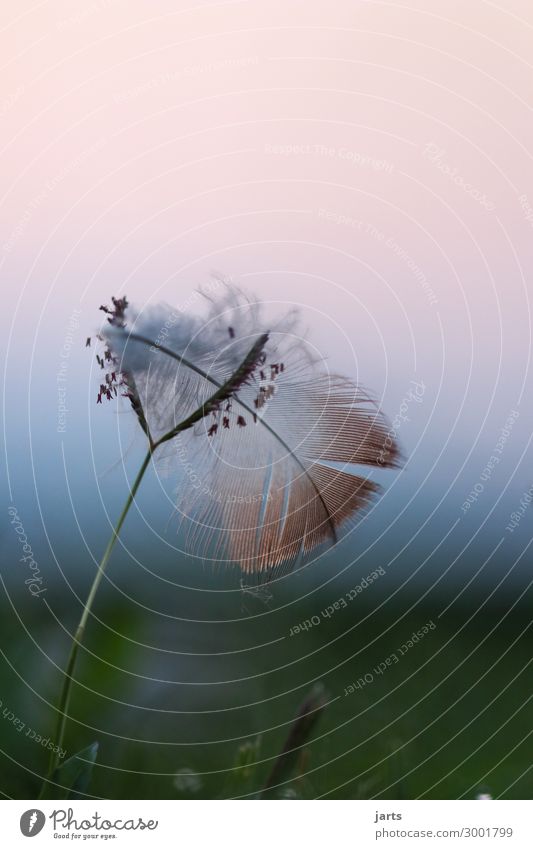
[39,334,268,799]
[39,447,152,798]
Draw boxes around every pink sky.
[1,1,532,457]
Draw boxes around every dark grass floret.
[92,296,150,438]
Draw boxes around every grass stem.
[38,447,153,798]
